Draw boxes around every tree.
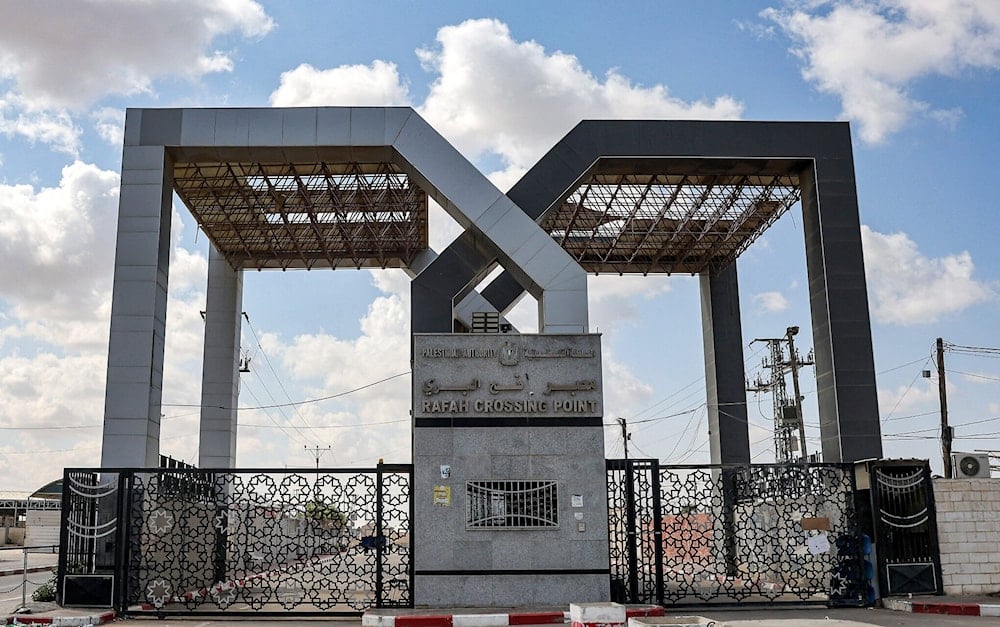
[303,500,347,530]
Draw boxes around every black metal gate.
[608,460,866,607]
[58,464,413,616]
[868,460,943,596]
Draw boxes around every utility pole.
[937,338,952,478]
[748,326,815,463]
[786,326,809,462]
[617,417,630,459]
[304,444,332,469]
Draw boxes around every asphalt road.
[702,606,1000,625]
[121,609,1000,627]
[0,570,48,614]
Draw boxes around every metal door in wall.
[58,464,413,617]
[868,460,943,596]
[608,460,867,607]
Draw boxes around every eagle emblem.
[499,341,519,366]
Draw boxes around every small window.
[466,480,558,529]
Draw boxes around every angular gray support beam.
[101,135,173,468]
[117,106,579,334]
[405,247,514,332]
[700,263,750,464]
[472,120,881,463]
[198,244,244,468]
[800,162,882,462]
[390,112,587,334]
[107,106,568,468]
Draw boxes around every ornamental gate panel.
[58,465,412,616]
[868,460,943,596]
[608,460,866,607]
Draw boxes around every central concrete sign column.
[412,333,608,606]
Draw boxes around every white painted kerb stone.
[628,617,714,627]
[570,602,626,627]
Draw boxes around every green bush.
[31,570,57,602]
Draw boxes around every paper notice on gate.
[806,532,831,555]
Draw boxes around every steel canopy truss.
[542,163,802,275]
[173,161,428,270]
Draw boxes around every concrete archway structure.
[101,106,587,469]
[421,120,882,463]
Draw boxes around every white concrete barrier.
[570,603,626,627]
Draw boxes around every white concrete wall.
[25,510,61,548]
[933,478,1000,594]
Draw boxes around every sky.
[0,0,998,495]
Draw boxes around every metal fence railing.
[0,544,60,613]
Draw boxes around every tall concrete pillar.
[700,262,751,464]
[101,139,173,468]
[198,245,244,468]
[800,161,882,462]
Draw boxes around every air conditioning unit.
[952,452,991,478]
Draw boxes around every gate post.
[649,461,664,605]
[113,472,131,612]
[622,460,639,603]
[56,468,71,606]
[376,462,385,607]
[720,466,741,578]
[210,472,228,589]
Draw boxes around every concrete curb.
[0,567,53,578]
[2,610,116,626]
[883,597,1000,617]
[363,605,664,627]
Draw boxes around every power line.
[0,433,191,457]
[942,342,1000,358]
[242,418,409,430]
[244,314,320,444]
[887,415,1000,437]
[878,356,939,375]
[242,368,317,445]
[0,425,101,430]
[163,371,409,410]
[662,405,707,462]
[882,410,939,423]
[239,379,310,447]
[947,369,1000,383]
[880,357,933,423]
[604,405,703,427]
[303,444,332,469]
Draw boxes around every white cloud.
[754,291,790,313]
[878,380,939,418]
[417,18,743,170]
[0,245,210,488]
[270,61,411,107]
[224,272,413,467]
[0,161,119,347]
[0,1,272,155]
[764,0,1000,143]
[0,92,81,156]
[588,275,673,334]
[959,371,997,385]
[267,18,742,174]
[0,1,273,110]
[504,274,673,336]
[861,225,993,324]
[91,107,126,147]
[0,157,211,483]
